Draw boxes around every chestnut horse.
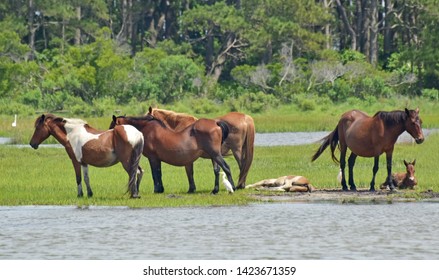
[29,114,144,198]
[110,114,235,194]
[312,108,424,191]
[148,107,255,189]
[381,160,417,190]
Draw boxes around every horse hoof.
[211,191,218,195]
[130,195,141,199]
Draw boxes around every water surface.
[1,203,438,260]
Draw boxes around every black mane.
[374,110,407,126]
[118,115,167,128]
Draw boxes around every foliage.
[0,1,439,115]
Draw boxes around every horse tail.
[237,116,255,189]
[127,136,144,196]
[216,121,229,144]
[311,125,340,163]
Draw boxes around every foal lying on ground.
[381,160,417,190]
[245,175,315,192]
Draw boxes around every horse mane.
[119,115,167,128]
[34,113,65,127]
[374,110,407,126]
[153,108,198,123]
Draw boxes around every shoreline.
[249,189,439,204]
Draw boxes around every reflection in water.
[1,203,438,259]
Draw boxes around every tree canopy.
[1,0,438,114]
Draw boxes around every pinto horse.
[110,114,235,194]
[311,108,424,191]
[148,107,255,189]
[29,114,144,198]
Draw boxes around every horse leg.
[385,152,396,191]
[369,156,379,192]
[73,162,83,197]
[136,166,144,194]
[211,160,221,194]
[339,148,349,191]
[347,152,357,191]
[231,148,245,189]
[212,155,235,194]
[185,164,197,193]
[148,158,164,193]
[82,164,93,197]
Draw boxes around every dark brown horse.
[312,108,424,191]
[109,114,235,194]
[29,114,144,198]
[148,107,255,189]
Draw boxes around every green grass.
[2,97,439,143]
[1,132,438,207]
[1,98,438,206]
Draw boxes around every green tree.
[181,1,250,82]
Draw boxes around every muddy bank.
[249,189,439,203]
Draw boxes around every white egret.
[220,171,234,193]
[12,114,17,127]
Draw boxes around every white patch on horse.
[122,125,144,147]
[64,119,100,163]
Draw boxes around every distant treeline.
[1,0,438,115]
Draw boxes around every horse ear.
[415,107,420,114]
[112,115,116,122]
[38,114,46,124]
[405,108,410,116]
[412,159,416,166]
[404,160,408,166]
[148,106,153,114]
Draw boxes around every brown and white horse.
[312,108,424,191]
[29,114,144,198]
[148,107,255,189]
[110,114,235,194]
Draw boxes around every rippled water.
[1,203,438,260]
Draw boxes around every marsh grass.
[1,132,438,207]
[1,99,438,207]
[2,98,439,143]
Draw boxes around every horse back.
[191,118,222,140]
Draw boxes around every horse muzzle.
[30,143,39,149]
[415,137,424,144]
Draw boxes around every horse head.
[404,159,416,184]
[405,108,424,144]
[29,114,54,149]
[110,115,127,129]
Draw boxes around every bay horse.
[148,107,255,189]
[109,114,235,194]
[311,108,424,191]
[29,114,144,198]
[381,160,417,190]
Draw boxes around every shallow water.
[1,203,438,260]
[3,129,437,148]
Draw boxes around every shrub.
[422,88,439,101]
